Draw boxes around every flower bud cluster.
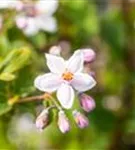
[35,106,94,133]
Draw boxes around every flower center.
[62,72,74,81]
[23,3,39,17]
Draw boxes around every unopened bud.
[73,110,89,129]
[35,109,49,131]
[58,111,70,133]
[49,46,61,56]
[79,93,96,112]
[82,49,96,63]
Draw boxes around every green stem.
[49,96,63,111]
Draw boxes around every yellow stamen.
[62,72,74,81]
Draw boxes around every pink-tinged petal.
[21,17,39,36]
[71,73,96,92]
[36,0,58,15]
[34,73,62,92]
[15,16,27,29]
[37,15,57,32]
[66,50,84,73]
[45,54,66,74]
[57,83,74,109]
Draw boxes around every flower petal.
[36,0,58,15]
[37,15,57,32]
[57,84,74,109]
[15,15,28,29]
[34,73,62,92]
[66,50,84,73]
[71,73,96,92]
[20,17,39,36]
[45,54,66,74]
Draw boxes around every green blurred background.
[0,0,135,150]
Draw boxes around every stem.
[46,105,56,111]
[17,93,63,111]
[49,96,63,111]
[17,94,45,103]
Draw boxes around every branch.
[17,94,45,103]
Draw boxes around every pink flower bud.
[82,49,96,63]
[58,111,70,133]
[79,93,96,112]
[35,109,49,131]
[73,110,89,129]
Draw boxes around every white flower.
[34,50,96,109]
[15,0,58,36]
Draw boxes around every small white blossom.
[34,50,96,109]
[15,0,58,35]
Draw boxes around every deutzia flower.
[15,0,58,35]
[34,50,96,109]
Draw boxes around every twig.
[17,93,63,111]
[49,96,63,111]
[17,94,45,103]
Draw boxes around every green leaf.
[2,48,31,74]
[0,73,16,81]
[0,103,12,116]
[0,35,10,56]
[0,49,16,71]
